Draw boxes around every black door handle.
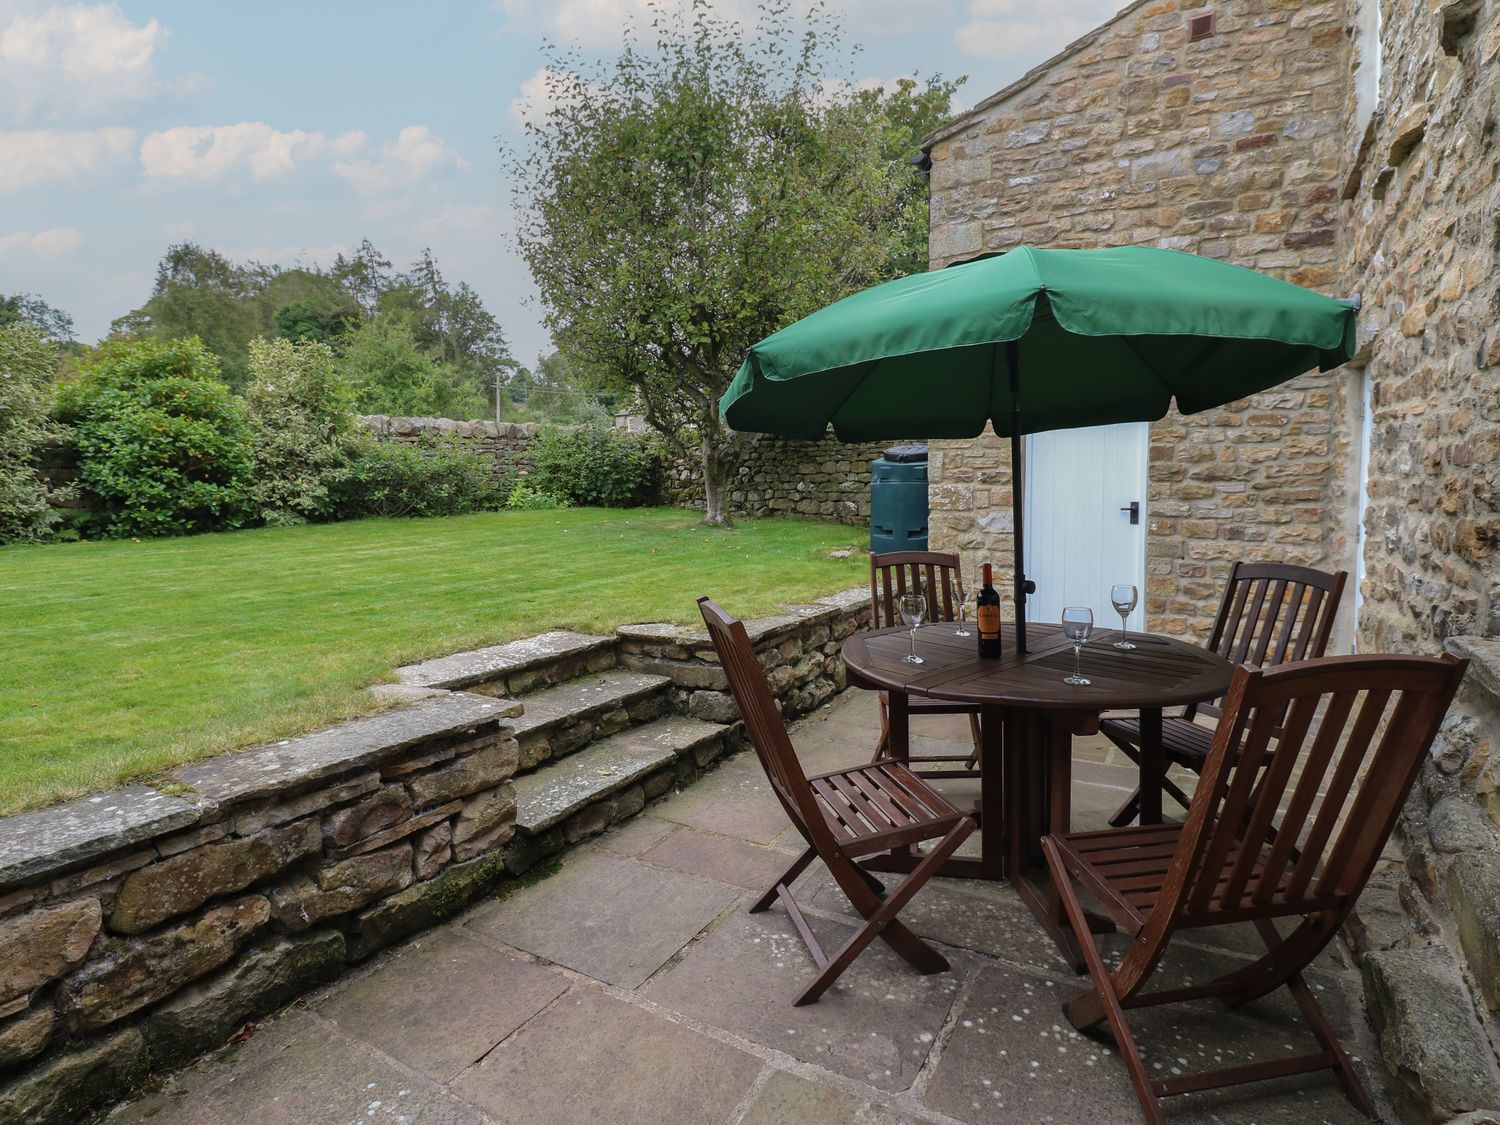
[1120,501,1140,525]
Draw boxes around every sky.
[0,0,1128,366]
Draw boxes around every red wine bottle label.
[977,604,1001,638]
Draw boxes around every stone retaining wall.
[617,588,872,726]
[0,693,521,1122]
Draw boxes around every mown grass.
[1,508,865,814]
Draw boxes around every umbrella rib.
[1116,332,1178,408]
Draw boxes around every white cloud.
[330,126,469,195]
[0,126,134,190]
[0,226,85,258]
[139,123,364,185]
[0,2,165,120]
[210,242,351,268]
[954,0,1129,61]
[509,67,604,130]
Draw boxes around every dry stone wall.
[0,694,520,1122]
[660,434,891,526]
[924,0,1351,640]
[356,415,539,482]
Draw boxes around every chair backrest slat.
[1168,655,1465,924]
[1189,562,1347,724]
[870,551,963,630]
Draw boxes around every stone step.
[510,671,674,773]
[395,631,617,696]
[513,717,730,840]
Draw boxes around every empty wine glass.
[952,575,971,637]
[1061,606,1093,685]
[1111,583,1139,650]
[900,592,927,665]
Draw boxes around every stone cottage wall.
[1330,1,1500,1118]
[923,0,1351,640]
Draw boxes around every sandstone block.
[0,1005,53,1069]
[142,929,346,1070]
[322,785,412,848]
[407,742,517,808]
[413,822,452,879]
[268,847,413,932]
[453,786,516,851]
[348,851,508,961]
[0,1028,148,1125]
[59,896,270,1032]
[0,899,102,1004]
[1445,852,1500,1012]
[110,819,319,934]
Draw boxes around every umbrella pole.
[1007,341,1029,655]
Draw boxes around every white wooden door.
[1023,422,1150,630]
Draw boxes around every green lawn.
[1,509,865,815]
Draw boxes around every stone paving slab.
[465,850,739,987]
[450,987,762,1125]
[738,1068,924,1124]
[397,630,615,690]
[639,825,796,892]
[654,757,792,845]
[594,814,679,857]
[316,927,568,1082]
[0,786,199,889]
[110,1009,486,1124]
[644,906,972,1093]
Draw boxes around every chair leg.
[872,694,892,763]
[965,712,982,771]
[1042,839,1166,1125]
[750,847,817,914]
[1108,788,1141,828]
[797,820,973,1006]
[1285,969,1379,1119]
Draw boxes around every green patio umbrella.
[720,244,1358,652]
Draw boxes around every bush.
[505,478,571,510]
[345,435,503,518]
[529,423,659,507]
[0,322,68,543]
[56,337,253,538]
[245,337,363,525]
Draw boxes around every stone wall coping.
[617,587,868,647]
[396,631,616,691]
[168,693,517,814]
[355,415,538,440]
[0,787,201,890]
[1445,636,1500,703]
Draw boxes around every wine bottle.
[976,563,1003,658]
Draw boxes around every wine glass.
[1111,583,1139,650]
[1061,606,1093,685]
[899,592,927,664]
[952,575,971,637]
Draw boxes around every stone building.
[923,0,1500,1118]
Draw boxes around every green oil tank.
[870,444,929,554]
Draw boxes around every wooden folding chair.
[1045,652,1468,1123]
[698,597,976,1006]
[869,551,983,775]
[1100,561,1347,825]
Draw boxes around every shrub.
[505,477,571,510]
[529,422,660,507]
[345,435,503,518]
[0,322,69,544]
[56,337,253,538]
[245,337,363,525]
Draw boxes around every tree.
[339,315,489,419]
[112,243,271,391]
[0,322,69,542]
[512,0,958,523]
[0,293,76,344]
[330,239,394,317]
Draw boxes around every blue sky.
[0,0,1126,365]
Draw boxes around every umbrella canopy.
[721,244,1356,441]
[720,244,1358,654]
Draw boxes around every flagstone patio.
[110,690,1391,1125]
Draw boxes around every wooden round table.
[841,620,1233,958]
